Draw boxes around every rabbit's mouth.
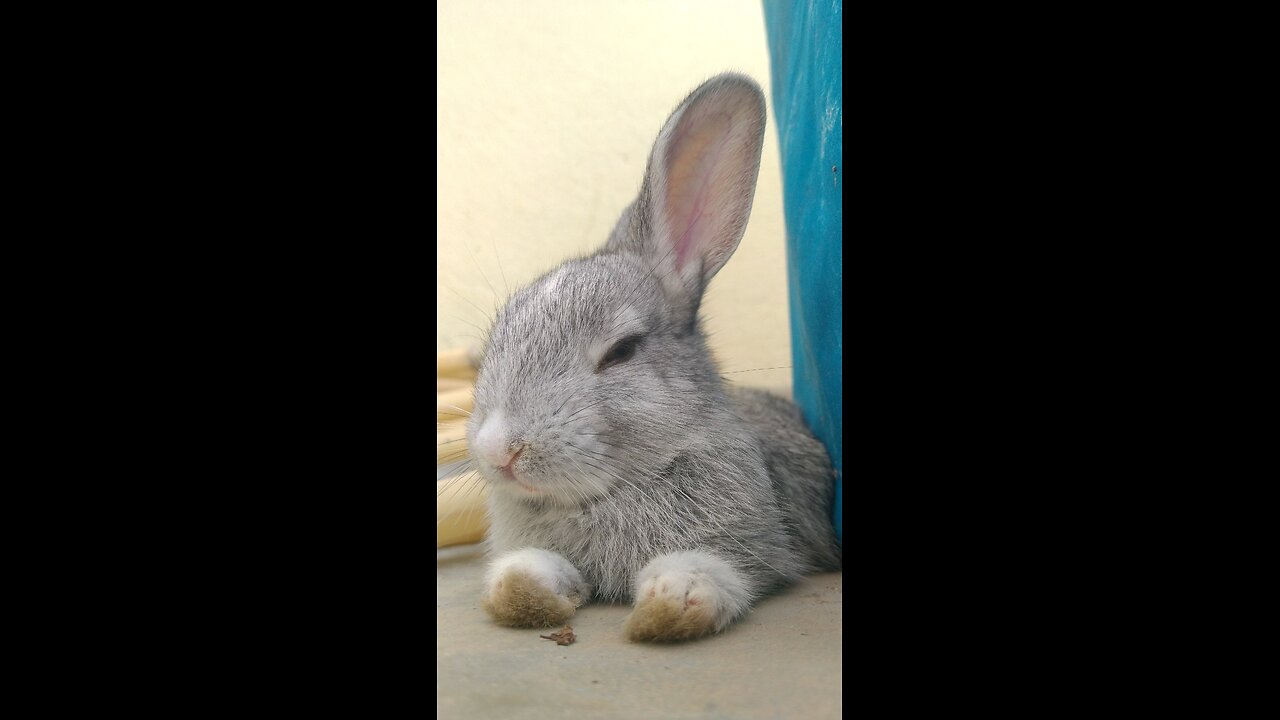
[501,467,538,493]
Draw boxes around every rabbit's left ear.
[630,73,767,314]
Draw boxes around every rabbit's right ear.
[610,73,767,323]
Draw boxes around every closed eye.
[597,334,642,371]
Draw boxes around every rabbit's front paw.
[624,551,751,642]
[481,548,589,628]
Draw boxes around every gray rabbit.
[466,72,840,642]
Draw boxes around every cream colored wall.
[437,1,793,394]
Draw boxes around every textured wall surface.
[437,1,793,393]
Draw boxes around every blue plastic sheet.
[762,0,842,542]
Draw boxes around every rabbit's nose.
[494,446,525,470]
[473,412,520,468]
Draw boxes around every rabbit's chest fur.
[486,430,806,602]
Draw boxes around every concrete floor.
[437,544,843,720]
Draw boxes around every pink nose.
[494,445,524,469]
[478,442,524,471]
[474,415,526,469]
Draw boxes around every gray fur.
[467,73,840,617]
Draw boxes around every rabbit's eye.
[598,334,642,371]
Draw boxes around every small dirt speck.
[539,625,576,646]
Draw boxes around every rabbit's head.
[468,73,767,506]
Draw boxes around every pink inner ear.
[664,111,734,272]
[672,193,710,271]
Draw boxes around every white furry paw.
[481,548,591,628]
[624,551,752,642]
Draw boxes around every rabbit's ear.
[628,74,767,314]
